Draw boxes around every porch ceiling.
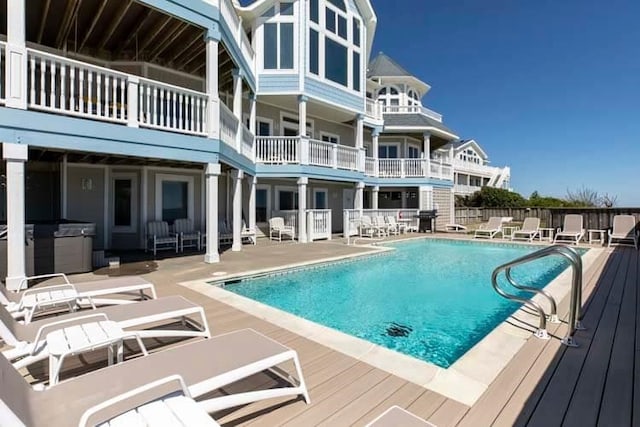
[258,95,361,126]
[28,148,205,170]
[0,0,208,76]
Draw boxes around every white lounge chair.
[553,214,585,245]
[0,329,309,427]
[0,274,157,323]
[385,216,406,234]
[511,217,541,242]
[366,406,436,427]
[372,216,391,236]
[173,218,201,252]
[444,223,467,233]
[360,215,385,237]
[474,217,503,239]
[608,214,639,249]
[242,220,257,245]
[146,221,178,256]
[269,217,295,241]
[1,295,210,378]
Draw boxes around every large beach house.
[0,0,505,288]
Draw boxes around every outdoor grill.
[415,210,438,233]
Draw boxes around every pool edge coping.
[177,238,604,406]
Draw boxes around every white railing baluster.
[29,56,35,105]
[69,66,75,112]
[111,76,116,119]
[39,57,46,107]
[87,70,93,116]
[96,73,102,116]
[49,60,56,107]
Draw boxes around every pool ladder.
[491,245,584,347]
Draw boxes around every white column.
[355,182,365,212]
[355,114,365,171]
[372,128,380,176]
[249,93,257,134]
[401,191,407,209]
[423,132,431,177]
[5,0,27,109]
[297,177,308,243]
[298,95,308,136]
[127,76,139,128]
[372,186,379,210]
[449,144,454,164]
[232,69,243,151]
[61,154,68,218]
[4,143,28,291]
[204,163,221,263]
[205,37,220,139]
[231,169,244,251]
[248,175,257,233]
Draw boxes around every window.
[155,174,194,226]
[314,189,328,209]
[278,190,299,210]
[378,85,401,107]
[325,37,348,86]
[256,188,269,223]
[258,120,272,136]
[379,145,399,159]
[261,3,295,70]
[281,114,314,137]
[310,29,319,75]
[408,89,421,106]
[112,173,138,233]
[308,0,362,92]
[408,146,420,159]
[320,132,339,144]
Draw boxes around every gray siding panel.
[305,77,364,112]
[258,74,300,93]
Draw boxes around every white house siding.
[433,187,453,230]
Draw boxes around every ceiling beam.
[147,22,190,63]
[98,0,133,51]
[115,8,154,55]
[173,32,204,64]
[36,0,52,44]
[56,0,82,49]
[78,0,108,51]
[137,15,173,54]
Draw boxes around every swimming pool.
[223,239,582,368]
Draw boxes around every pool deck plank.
[16,236,640,426]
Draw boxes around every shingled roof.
[367,52,414,78]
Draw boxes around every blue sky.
[368,0,640,205]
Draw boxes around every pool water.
[224,239,581,368]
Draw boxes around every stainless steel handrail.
[491,245,583,347]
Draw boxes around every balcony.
[255,137,363,171]
[382,105,443,122]
[365,157,453,180]
[365,98,383,121]
[9,44,254,160]
[220,0,255,68]
[454,184,483,195]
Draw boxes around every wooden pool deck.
[25,235,639,426]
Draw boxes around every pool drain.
[385,322,413,337]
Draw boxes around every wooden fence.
[455,207,640,230]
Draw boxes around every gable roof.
[450,139,488,159]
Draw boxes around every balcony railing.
[221,0,254,67]
[365,157,453,180]
[256,136,362,171]
[382,104,443,122]
[454,184,483,195]
[365,98,383,121]
[22,46,255,160]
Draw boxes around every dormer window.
[308,0,362,92]
[377,86,401,106]
[261,2,296,71]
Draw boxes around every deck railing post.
[127,76,139,128]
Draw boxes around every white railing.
[430,162,453,180]
[336,145,359,170]
[343,209,419,237]
[0,42,6,104]
[138,78,207,135]
[365,157,376,176]
[378,159,403,178]
[240,124,254,159]
[308,139,333,167]
[221,0,255,67]
[27,48,128,123]
[307,209,332,241]
[382,104,443,122]
[255,136,299,164]
[365,98,383,120]
[454,184,483,195]
[404,159,426,177]
[219,102,239,147]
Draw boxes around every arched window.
[407,89,421,106]
[377,85,401,107]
